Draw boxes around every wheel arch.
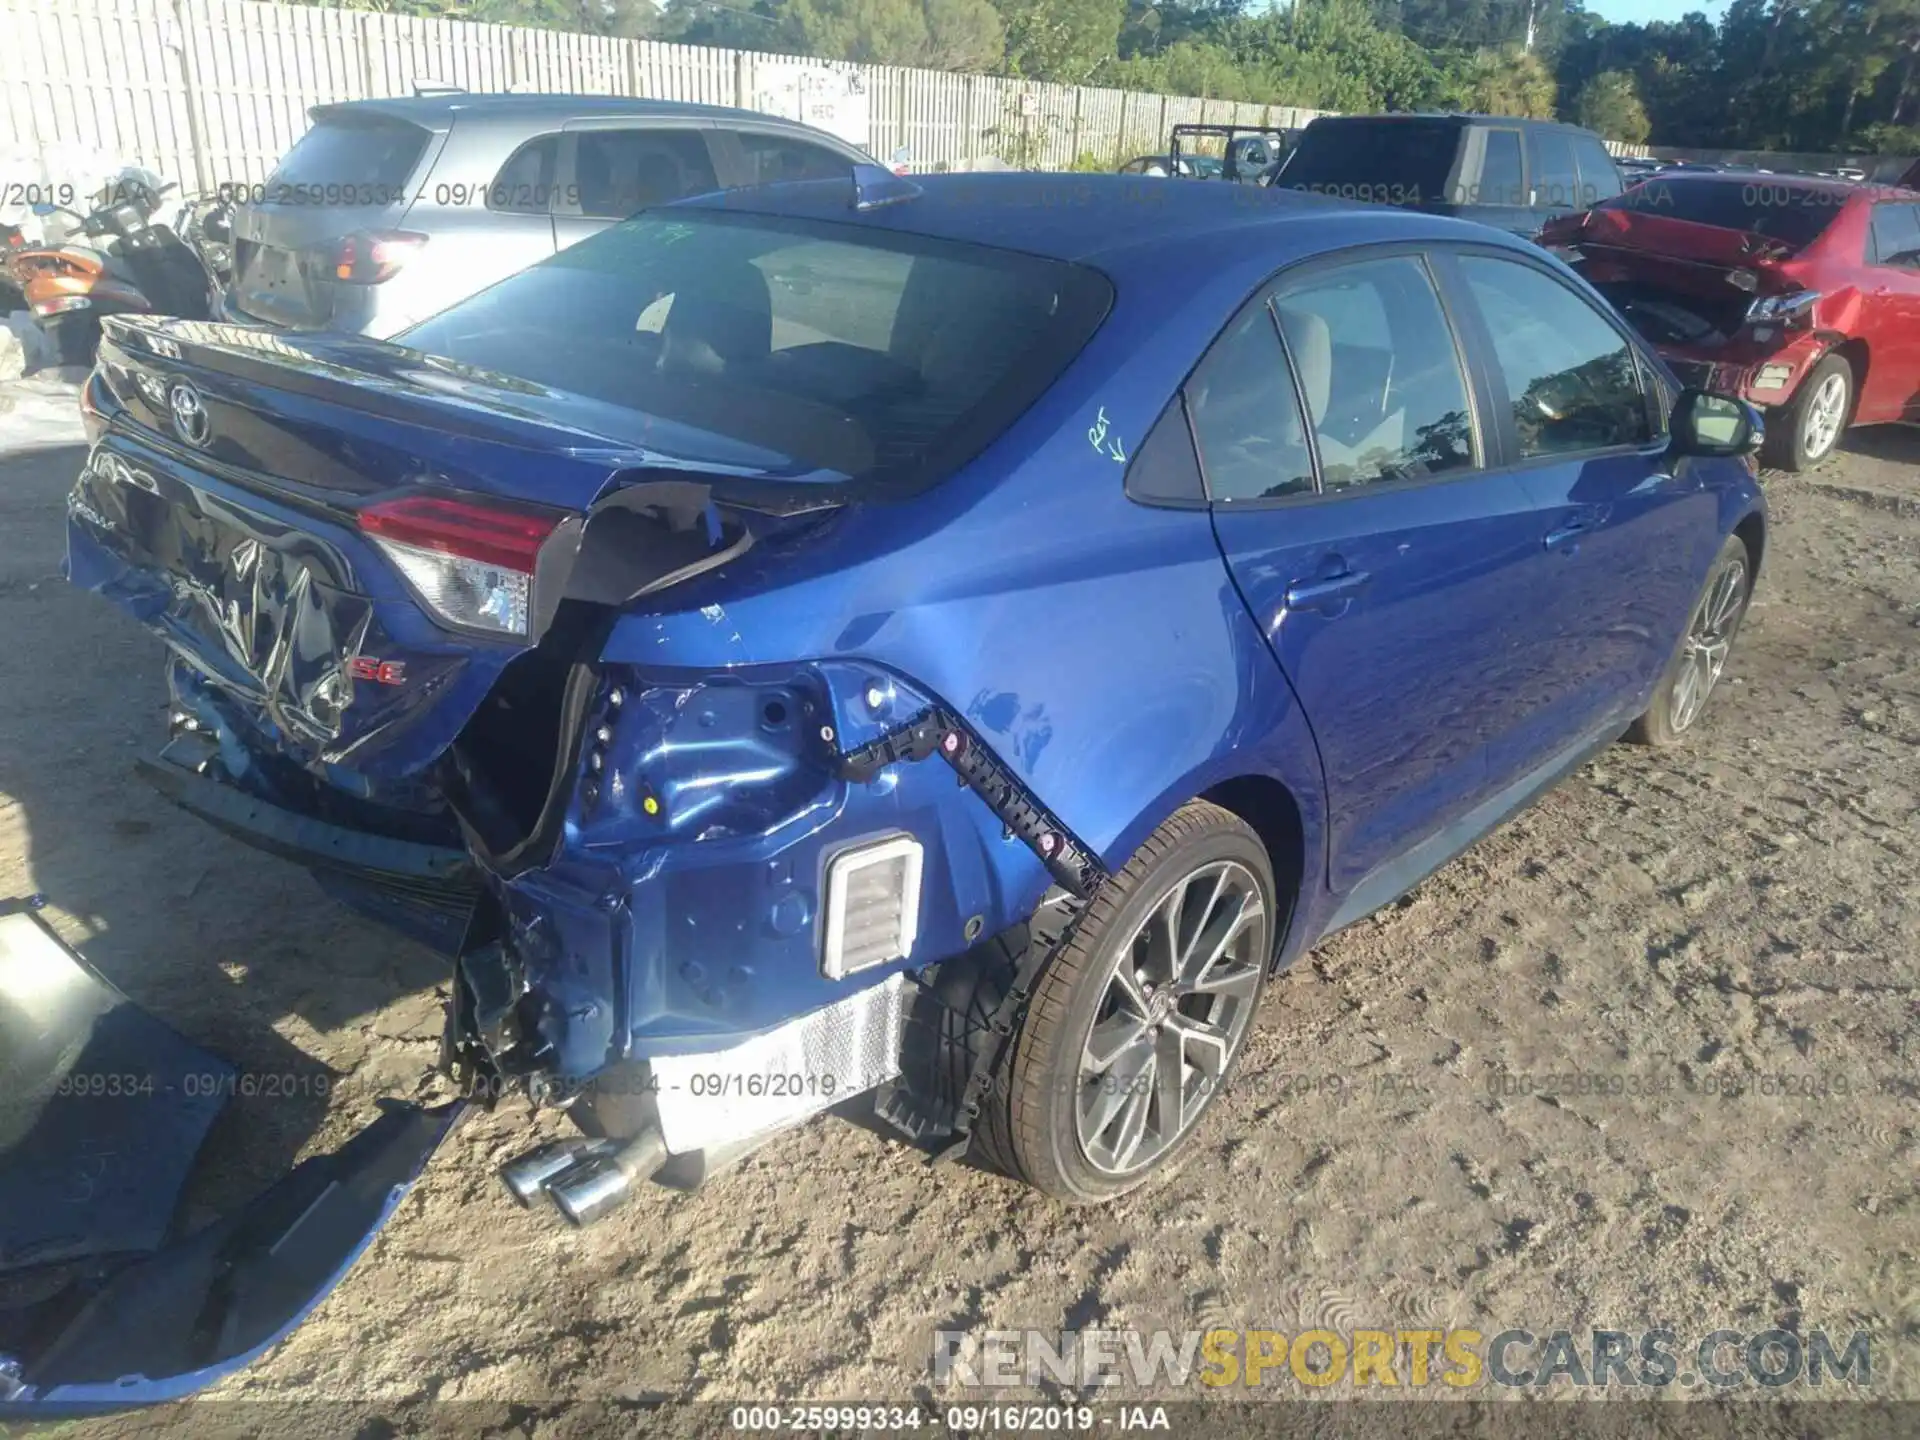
[1200,773,1310,967]
[1732,506,1767,586]
[1830,335,1869,401]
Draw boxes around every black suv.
[1273,113,1624,238]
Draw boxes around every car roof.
[676,171,1523,279]
[310,93,826,129]
[1304,112,1597,134]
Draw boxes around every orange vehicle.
[5,183,215,364]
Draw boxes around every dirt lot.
[0,418,1915,1431]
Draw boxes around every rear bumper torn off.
[0,905,464,1414]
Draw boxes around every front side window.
[1272,256,1477,493]
[573,129,718,219]
[1183,303,1315,502]
[1459,255,1650,457]
[1870,202,1920,265]
[395,211,1112,493]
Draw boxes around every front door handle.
[1544,505,1607,554]
[1284,568,1372,610]
[1543,519,1591,552]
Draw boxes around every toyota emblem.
[167,380,211,447]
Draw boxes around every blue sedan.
[18,168,1763,1405]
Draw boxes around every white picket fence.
[0,0,1341,194]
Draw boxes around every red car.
[1543,173,1920,470]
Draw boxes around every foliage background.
[301,0,1920,154]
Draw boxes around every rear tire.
[1627,534,1753,746]
[1762,352,1851,472]
[980,801,1275,1204]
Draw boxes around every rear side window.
[394,211,1112,494]
[1528,130,1581,210]
[1280,119,1460,203]
[1459,255,1649,457]
[1870,202,1920,264]
[1125,396,1207,505]
[1273,256,1476,493]
[1474,128,1525,208]
[487,135,560,214]
[1572,136,1623,205]
[735,133,853,186]
[573,129,718,218]
[1184,304,1315,502]
[266,115,429,202]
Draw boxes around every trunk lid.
[68,315,836,785]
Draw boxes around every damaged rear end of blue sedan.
[7,171,1767,1409]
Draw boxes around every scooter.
[5,181,215,365]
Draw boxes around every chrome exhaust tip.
[547,1127,669,1228]
[499,1137,613,1207]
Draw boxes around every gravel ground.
[1,420,1915,1434]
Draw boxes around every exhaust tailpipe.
[498,1137,616,1207]
[547,1126,670,1228]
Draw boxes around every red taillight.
[320,230,427,285]
[358,493,562,571]
[358,492,566,636]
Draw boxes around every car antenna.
[850,163,922,212]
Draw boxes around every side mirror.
[1670,387,1764,458]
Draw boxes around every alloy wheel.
[1801,370,1848,460]
[1075,859,1268,1176]
[1669,556,1748,733]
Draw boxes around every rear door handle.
[1284,569,1372,610]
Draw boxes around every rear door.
[551,120,721,251]
[1442,248,1716,770]
[1201,249,1565,899]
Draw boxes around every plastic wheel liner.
[0,903,463,1413]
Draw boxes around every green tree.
[1572,68,1650,141]
[1444,44,1557,117]
[996,0,1127,82]
[784,0,1005,67]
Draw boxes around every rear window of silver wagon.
[264,113,431,202]
[394,210,1114,495]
